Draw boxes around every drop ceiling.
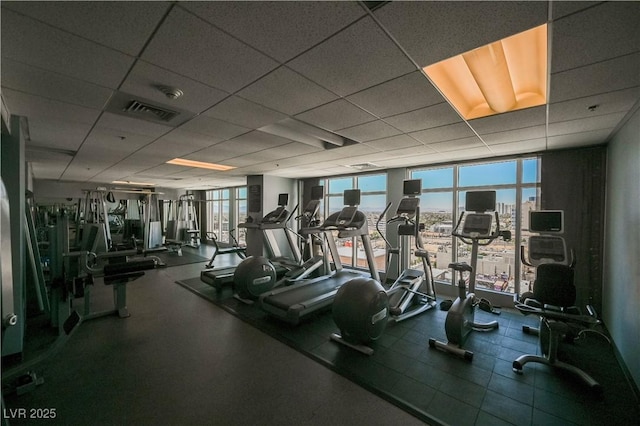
[1,1,638,190]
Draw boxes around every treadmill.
[200,194,296,288]
[259,189,380,325]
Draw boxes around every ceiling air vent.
[124,100,178,122]
[347,162,380,170]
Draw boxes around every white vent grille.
[124,100,178,122]
[347,162,380,170]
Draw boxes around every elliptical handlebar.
[375,202,395,249]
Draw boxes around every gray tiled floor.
[3,247,428,425]
[4,245,639,425]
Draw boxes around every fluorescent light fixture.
[112,180,156,186]
[166,158,235,171]
[259,118,346,149]
[423,24,547,120]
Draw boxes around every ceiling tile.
[120,61,229,115]
[2,88,100,125]
[182,1,365,62]
[551,2,640,73]
[186,131,292,163]
[436,146,494,162]
[1,8,134,88]
[550,53,640,103]
[384,103,462,133]
[295,99,376,131]
[364,134,423,151]
[337,120,402,142]
[548,112,627,137]
[26,119,94,152]
[179,115,250,140]
[1,59,113,110]
[157,128,224,152]
[429,136,485,153]
[3,1,171,56]
[376,152,446,168]
[469,106,547,135]
[141,7,278,92]
[551,2,600,20]
[410,122,476,145]
[547,128,613,149]
[481,125,546,145]
[489,138,547,155]
[96,112,172,139]
[549,88,640,123]
[288,16,416,96]
[203,96,287,128]
[347,71,444,118]
[237,66,338,115]
[375,1,547,67]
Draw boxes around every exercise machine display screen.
[310,185,324,200]
[403,179,422,196]
[343,189,361,206]
[465,191,496,212]
[530,210,564,233]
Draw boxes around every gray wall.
[245,175,297,258]
[604,105,640,392]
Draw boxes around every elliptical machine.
[330,179,437,355]
[428,190,510,361]
[233,192,325,303]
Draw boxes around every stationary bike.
[330,179,437,355]
[428,191,510,361]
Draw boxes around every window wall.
[319,173,387,271]
[411,157,540,295]
[235,187,247,246]
[205,189,230,243]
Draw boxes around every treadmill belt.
[263,270,362,310]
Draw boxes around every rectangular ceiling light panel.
[424,24,547,120]
[166,158,236,171]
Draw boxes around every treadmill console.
[263,206,288,223]
[396,197,419,218]
[337,206,358,226]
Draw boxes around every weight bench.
[67,250,162,320]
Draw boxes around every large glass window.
[411,158,539,295]
[205,189,230,243]
[235,187,247,246]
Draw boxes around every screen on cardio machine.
[277,193,289,206]
[529,210,564,233]
[403,179,422,196]
[310,185,324,201]
[343,189,360,206]
[465,191,496,212]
